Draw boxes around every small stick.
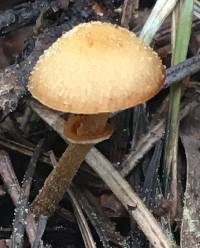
[0,137,50,164]
[0,226,76,239]
[32,215,48,248]
[165,54,200,88]
[68,188,96,248]
[0,150,36,245]
[11,139,44,248]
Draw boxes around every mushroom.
[29,21,165,217]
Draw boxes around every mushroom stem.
[31,113,111,217]
[31,143,93,217]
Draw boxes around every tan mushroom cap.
[29,21,165,114]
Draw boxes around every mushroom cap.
[29,21,165,114]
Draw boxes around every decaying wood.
[180,106,200,247]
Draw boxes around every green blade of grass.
[163,0,194,196]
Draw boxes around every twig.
[0,226,77,239]
[11,139,44,248]
[165,54,200,88]
[68,188,97,248]
[0,150,36,245]
[0,137,50,164]
[32,215,48,248]
[0,151,20,204]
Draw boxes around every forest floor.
[0,0,200,247]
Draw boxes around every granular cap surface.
[29,22,165,114]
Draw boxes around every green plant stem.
[31,143,93,217]
[163,0,194,196]
[164,82,181,195]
